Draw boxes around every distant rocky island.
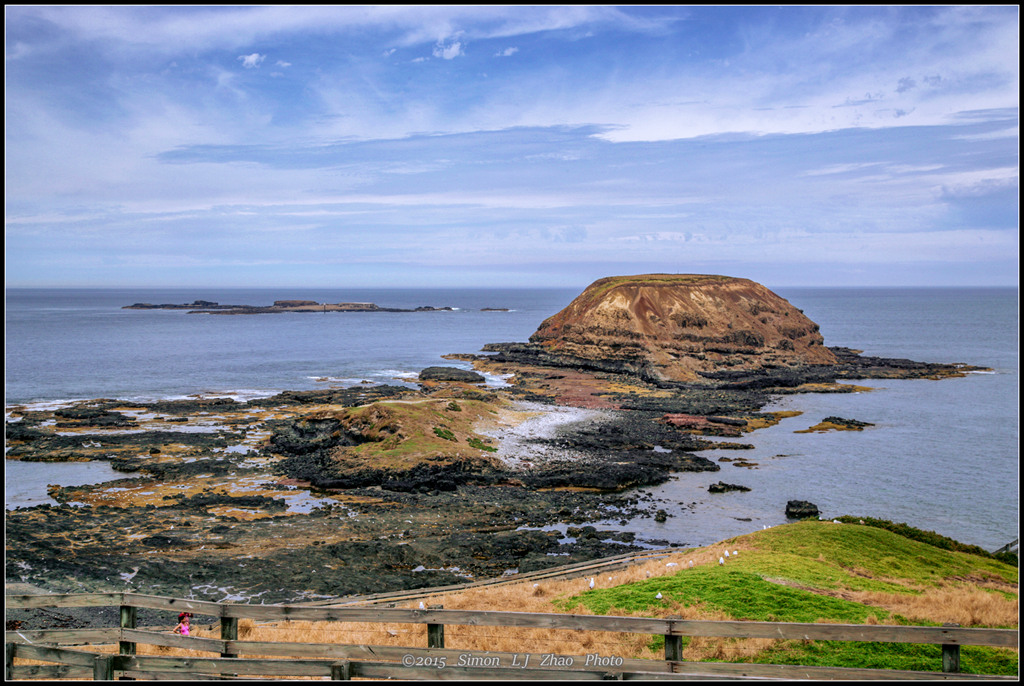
[122,299,503,314]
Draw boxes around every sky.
[4,5,1019,289]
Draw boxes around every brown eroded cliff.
[528,274,836,383]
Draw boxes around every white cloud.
[5,6,616,59]
[238,53,266,68]
[433,40,464,60]
[802,163,883,177]
[497,47,519,57]
[951,125,1019,142]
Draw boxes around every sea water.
[3,287,578,403]
[4,286,1018,550]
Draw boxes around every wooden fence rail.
[6,592,1018,681]
[7,643,1013,681]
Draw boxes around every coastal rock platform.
[6,274,990,612]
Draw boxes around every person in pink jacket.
[173,612,192,635]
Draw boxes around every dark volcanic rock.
[378,459,502,493]
[5,428,240,462]
[249,386,410,408]
[268,416,358,456]
[829,347,983,380]
[786,500,820,519]
[54,408,136,427]
[418,366,486,383]
[708,481,751,494]
[511,410,720,491]
[517,450,712,491]
[173,493,288,512]
[822,416,875,429]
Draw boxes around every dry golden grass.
[849,585,1019,628]
[216,545,756,662]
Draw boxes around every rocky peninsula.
[7,274,986,611]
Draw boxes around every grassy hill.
[556,520,1017,674]
[398,519,1018,676]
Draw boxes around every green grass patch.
[467,437,497,452]
[432,427,456,441]
[748,521,1017,587]
[744,640,1019,676]
[725,550,919,595]
[836,516,1019,568]
[562,568,893,624]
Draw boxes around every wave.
[6,398,96,412]
[5,388,289,411]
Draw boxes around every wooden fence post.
[427,605,444,649]
[93,654,115,680]
[664,617,683,662]
[6,643,14,681]
[942,623,961,673]
[220,615,238,658]
[330,660,352,680]
[119,604,137,656]
[219,612,240,679]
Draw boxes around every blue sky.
[4,5,1019,288]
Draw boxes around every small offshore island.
[122,299,493,314]
[7,275,991,610]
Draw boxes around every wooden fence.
[6,592,1018,680]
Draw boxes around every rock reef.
[124,300,463,314]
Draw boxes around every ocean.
[4,286,1019,552]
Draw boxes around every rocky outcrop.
[796,416,875,433]
[708,481,751,493]
[418,367,486,383]
[521,274,835,384]
[786,500,820,519]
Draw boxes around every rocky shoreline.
[7,275,990,626]
[4,388,688,613]
[5,349,980,616]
